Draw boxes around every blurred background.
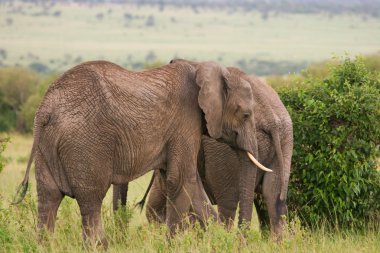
[1,0,380,75]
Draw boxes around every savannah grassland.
[1,2,380,253]
[0,135,379,252]
[1,2,380,74]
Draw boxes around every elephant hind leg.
[165,139,200,235]
[35,150,64,236]
[189,173,218,227]
[113,183,128,211]
[146,174,167,223]
[77,194,108,249]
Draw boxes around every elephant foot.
[83,236,108,251]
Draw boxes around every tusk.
[246,152,273,172]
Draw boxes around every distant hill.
[1,0,379,16]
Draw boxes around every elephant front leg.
[254,195,270,232]
[262,172,288,241]
[217,200,238,229]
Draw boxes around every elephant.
[115,72,293,240]
[14,59,270,247]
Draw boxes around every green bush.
[0,137,8,174]
[267,53,380,89]
[0,68,39,132]
[19,74,57,132]
[279,56,380,228]
[0,67,57,133]
[362,52,380,74]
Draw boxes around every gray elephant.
[200,75,293,239]
[116,73,293,240]
[15,59,269,246]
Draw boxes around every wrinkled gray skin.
[116,74,293,239]
[17,59,262,247]
[200,75,293,239]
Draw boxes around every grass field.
[1,2,380,74]
[0,133,379,252]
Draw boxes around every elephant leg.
[254,194,270,232]
[112,185,119,211]
[165,140,199,235]
[35,150,64,235]
[113,183,128,211]
[77,194,108,249]
[218,205,237,229]
[262,171,288,241]
[216,191,238,229]
[70,157,111,248]
[189,172,218,227]
[119,183,128,207]
[146,173,167,223]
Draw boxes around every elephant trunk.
[237,131,259,229]
[237,151,256,228]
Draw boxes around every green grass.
[1,2,380,74]
[0,133,379,252]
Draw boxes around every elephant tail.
[11,137,37,204]
[12,112,48,204]
[135,172,155,212]
[273,127,287,201]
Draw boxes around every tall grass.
[0,133,379,252]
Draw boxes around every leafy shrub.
[279,56,380,228]
[362,51,380,74]
[19,74,58,133]
[0,67,58,133]
[266,73,306,90]
[0,68,39,132]
[0,137,8,174]
[267,53,380,89]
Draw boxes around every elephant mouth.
[246,151,273,173]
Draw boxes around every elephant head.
[171,59,272,227]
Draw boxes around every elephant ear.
[196,61,230,139]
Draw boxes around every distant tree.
[96,12,104,21]
[53,10,61,17]
[159,1,165,12]
[20,73,58,132]
[5,18,13,26]
[124,13,133,20]
[74,56,83,64]
[0,68,39,132]
[145,15,155,27]
[28,62,50,74]
[145,51,157,62]
[0,49,7,60]
[261,11,269,20]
